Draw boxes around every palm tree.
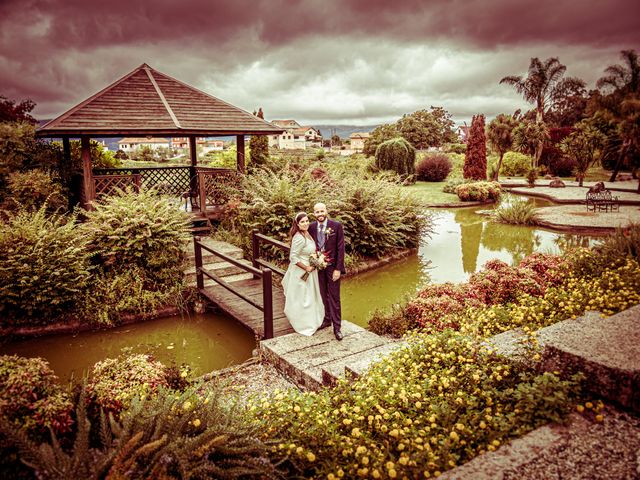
[512,120,549,168]
[500,57,577,165]
[500,57,571,124]
[487,114,518,181]
[596,49,640,95]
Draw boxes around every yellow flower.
[306,452,316,462]
[449,431,459,441]
[389,429,400,438]
[389,469,398,478]
[192,418,201,428]
[182,401,192,411]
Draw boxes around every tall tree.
[396,106,456,150]
[0,95,36,124]
[463,114,487,181]
[487,114,518,181]
[363,123,400,156]
[500,58,580,162]
[593,49,640,182]
[249,107,270,171]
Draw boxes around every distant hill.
[314,125,379,140]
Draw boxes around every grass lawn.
[405,181,460,205]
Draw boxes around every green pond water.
[1,196,599,378]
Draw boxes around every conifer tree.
[249,107,270,172]
[463,114,487,180]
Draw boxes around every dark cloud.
[1,0,638,124]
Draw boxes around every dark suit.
[309,219,345,332]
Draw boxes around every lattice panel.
[198,169,242,206]
[94,167,191,196]
[94,174,140,199]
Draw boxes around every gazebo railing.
[92,166,240,212]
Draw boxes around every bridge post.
[251,229,260,279]
[262,268,274,339]
[194,236,204,290]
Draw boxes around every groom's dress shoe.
[334,330,344,341]
[319,320,331,329]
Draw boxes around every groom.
[309,202,346,340]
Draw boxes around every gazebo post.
[61,137,74,206]
[236,135,245,174]
[80,136,95,210]
[189,136,198,199]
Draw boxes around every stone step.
[487,306,640,412]
[321,341,406,387]
[260,321,392,391]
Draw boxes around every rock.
[618,173,633,181]
[549,179,565,188]
[544,174,554,179]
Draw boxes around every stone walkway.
[441,306,640,479]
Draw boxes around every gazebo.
[36,63,282,212]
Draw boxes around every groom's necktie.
[318,224,325,246]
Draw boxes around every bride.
[282,212,325,336]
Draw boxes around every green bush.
[5,169,68,212]
[86,354,170,415]
[415,153,452,181]
[493,196,540,225]
[500,152,532,177]
[0,355,73,437]
[444,143,467,154]
[442,178,470,194]
[374,137,416,178]
[0,207,91,322]
[454,181,501,202]
[82,188,191,287]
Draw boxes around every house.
[268,120,323,150]
[349,132,370,152]
[118,137,170,152]
[171,137,225,152]
[456,125,470,143]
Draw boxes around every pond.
[0,312,256,383]
[2,196,599,378]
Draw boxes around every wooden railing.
[194,236,275,339]
[93,174,141,199]
[251,229,290,278]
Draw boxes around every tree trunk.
[609,141,629,182]
[493,152,504,181]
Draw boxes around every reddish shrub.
[518,253,567,289]
[416,154,453,181]
[408,283,482,330]
[549,156,577,177]
[469,259,543,305]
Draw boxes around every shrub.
[374,137,416,178]
[500,151,532,177]
[86,354,169,415]
[367,303,418,337]
[468,259,544,305]
[493,196,540,225]
[455,181,501,202]
[5,169,68,212]
[248,330,582,479]
[442,177,470,194]
[0,355,73,437]
[415,153,452,181]
[444,142,467,154]
[0,207,91,322]
[82,188,191,287]
[549,156,577,177]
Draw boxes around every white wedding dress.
[282,233,325,336]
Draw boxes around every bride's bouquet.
[300,250,331,281]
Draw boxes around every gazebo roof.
[37,63,283,137]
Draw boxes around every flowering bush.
[247,331,582,479]
[0,355,73,437]
[468,259,545,305]
[86,354,169,415]
[455,181,501,202]
[415,154,453,182]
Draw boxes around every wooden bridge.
[194,230,293,339]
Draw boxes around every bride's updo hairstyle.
[288,211,308,243]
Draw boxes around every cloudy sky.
[1,0,638,127]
